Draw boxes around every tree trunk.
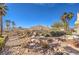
[12,25,14,31]
[0,15,3,36]
[6,25,9,32]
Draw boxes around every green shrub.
[66,31,72,35]
[50,31,66,37]
[45,34,50,37]
[0,37,5,49]
[0,35,4,38]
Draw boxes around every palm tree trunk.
[0,15,3,36]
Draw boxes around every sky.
[3,3,79,28]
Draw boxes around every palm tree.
[61,12,73,31]
[5,20,10,32]
[12,21,15,30]
[0,3,7,35]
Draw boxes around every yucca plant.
[61,12,74,32]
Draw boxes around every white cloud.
[35,3,56,8]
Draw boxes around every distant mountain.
[30,25,50,31]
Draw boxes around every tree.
[12,21,15,30]
[0,3,7,35]
[18,26,23,29]
[61,12,74,31]
[5,20,11,32]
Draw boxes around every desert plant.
[61,12,74,32]
[42,43,49,49]
[5,20,11,32]
[0,37,4,50]
[0,3,8,36]
[12,21,16,31]
[40,40,49,49]
[50,31,66,37]
[66,31,72,35]
[51,21,64,31]
[44,33,51,37]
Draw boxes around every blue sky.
[3,3,79,28]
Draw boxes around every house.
[74,12,79,35]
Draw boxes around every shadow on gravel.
[64,46,79,55]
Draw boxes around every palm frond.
[0,3,7,16]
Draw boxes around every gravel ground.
[1,35,79,55]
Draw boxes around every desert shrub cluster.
[0,37,5,51]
